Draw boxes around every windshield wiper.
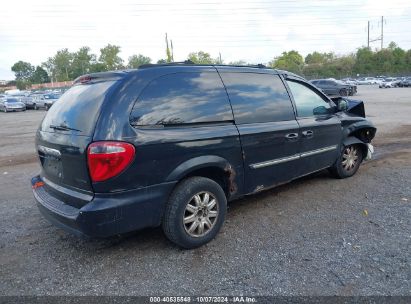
[49,124,81,132]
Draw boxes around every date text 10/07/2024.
[149,296,257,303]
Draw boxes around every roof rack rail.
[138,62,269,69]
[139,60,195,69]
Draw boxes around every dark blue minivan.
[32,63,376,248]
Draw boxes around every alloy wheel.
[342,146,359,171]
[183,191,219,238]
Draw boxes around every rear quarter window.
[130,72,233,126]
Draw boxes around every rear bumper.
[31,175,176,237]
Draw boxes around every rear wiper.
[49,124,81,132]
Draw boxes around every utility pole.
[219,52,222,64]
[381,16,384,49]
[367,21,370,49]
[367,16,385,50]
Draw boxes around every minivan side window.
[220,73,295,124]
[130,72,233,126]
[286,80,332,117]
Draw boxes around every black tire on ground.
[33,104,38,110]
[339,89,348,96]
[162,176,227,249]
[4,108,7,113]
[329,144,364,179]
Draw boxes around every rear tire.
[330,144,363,179]
[162,177,227,249]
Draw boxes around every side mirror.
[337,100,348,112]
[313,106,330,115]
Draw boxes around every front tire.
[339,89,348,96]
[330,144,364,179]
[162,177,227,249]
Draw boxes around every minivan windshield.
[41,81,116,136]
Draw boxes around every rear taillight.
[87,141,135,182]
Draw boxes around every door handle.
[285,133,299,140]
[302,130,314,138]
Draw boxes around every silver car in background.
[43,93,61,110]
[0,97,26,112]
[11,93,36,109]
[30,93,47,110]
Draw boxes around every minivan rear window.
[130,72,233,126]
[41,81,116,136]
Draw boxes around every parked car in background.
[43,93,61,110]
[356,78,370,85]
[30,93,53,110]
[379,78,400,88]
[341,78,358,85]
[310,79,356,96]
[0,97,26,112]
[31,64,376,248]
[357,77,381,85]
[10,93,36,109]
[398,77,411,87]
[22,96,36,109]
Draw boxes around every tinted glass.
[5,98,18,103]
[220,73,294,124]
[287,81,332,117]
[44,94,61,99]
[130,72,232,126]
[41,81,116,136]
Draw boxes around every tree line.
[272,42,411,79]
[10,41,411,89]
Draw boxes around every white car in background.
[341,78,358,85]
[379,78,400,88]
[357,77,381,85]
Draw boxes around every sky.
[1,0,411,80]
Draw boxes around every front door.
[285,79,343,176]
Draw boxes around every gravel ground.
[0,85,410,296]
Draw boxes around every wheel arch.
[165,155,238,199]
[342,136,368,158]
